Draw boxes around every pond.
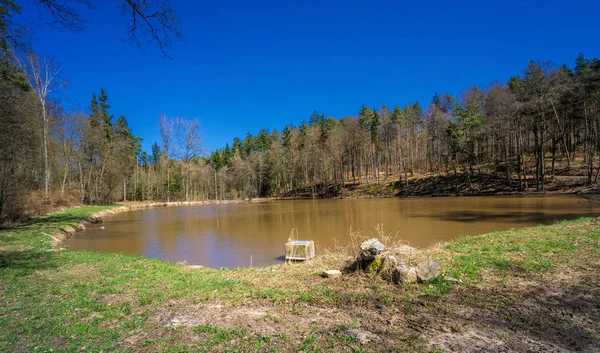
[66,195,600,268]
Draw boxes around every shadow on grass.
[0,211,103,249]
[429,272,600,352]
[0,249,60,274]
[32,214,96,226]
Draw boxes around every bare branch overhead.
[33,0,93,31]
[30,0,183,58]
[122,0,183,58]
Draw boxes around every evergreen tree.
[89,93,100,126]
[309,110,326,127]
[370,110,381,144]
[98,88,113,137]
[282,126,292,149]
[151,142,162,165]
[232,137,243,156]
[358,105,374,130]
[391,105,404,126]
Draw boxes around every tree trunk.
[42,101,50,194]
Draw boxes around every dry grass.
[2,190,82,225]
[237,224,444,295]
[320,224,433,270]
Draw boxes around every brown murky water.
[66,195,600,268]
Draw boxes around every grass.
[1,205,600,352]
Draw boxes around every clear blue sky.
[20,0,600,153]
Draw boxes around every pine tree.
[151,142,162,165]
[370,110,381,144]
[358,105,374,130]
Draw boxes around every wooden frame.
[285,240,315,261]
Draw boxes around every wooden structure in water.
[285,240,315,261]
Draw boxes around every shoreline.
[52,192,599,266]
[273,189,591,200]
[55,191,600,251]
[274,187,595,200]
[274,171,600,200]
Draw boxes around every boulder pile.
[322,238,450,284]
[336,238,445,283]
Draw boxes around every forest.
[3,52,600,223]
[2,5,600,223]
[204,56,600,200]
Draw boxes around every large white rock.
[416,261,442,282]
[359,238,385,260]
[322,270,342,278]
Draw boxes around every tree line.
[205,55,600,199]
[4,52,600,221]
[3,52,600,221]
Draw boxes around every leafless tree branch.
[30,0,182,58]
[33,0,93,31]
[122,0,183,59]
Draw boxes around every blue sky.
[20,0,600,153]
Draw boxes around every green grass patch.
[441,218,599,283]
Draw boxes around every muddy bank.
[279,173,600,199]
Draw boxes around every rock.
[392,265,417,284]
[387,255,398,266]
[444,276,461,283]
[365,256,385,275]
[346,328,380,345]
[378,254,399,281]
[416,261,442,282]
[359,238,385,260]
[322,270,342,278]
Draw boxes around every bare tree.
[159,113,174,201]
[52,108,80,195]
[174,117,203,201]
[24,51,63,194]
